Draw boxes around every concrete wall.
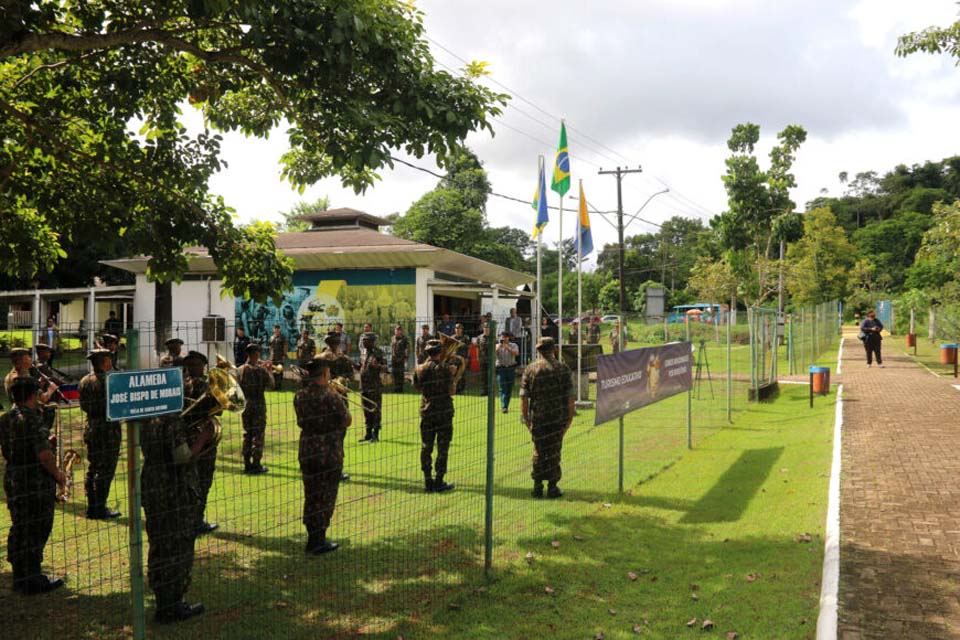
[415,267,433,320]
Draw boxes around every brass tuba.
[438,333,468,394]
[181,354,246,419]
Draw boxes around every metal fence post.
[483,321,496,577]
[787,314,794,376]
[748,308,756,391]
[686,319,692,449]
[726,312,732,423]
[618,326,625,494]
[126,421,146,640]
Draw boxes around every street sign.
[595,342,693,425]
[106,368,184,422]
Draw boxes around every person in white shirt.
[494,331,520,413]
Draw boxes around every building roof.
[102,213,534,289]
[294,207,392,230]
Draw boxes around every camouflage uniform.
[268,333,287,389]
[79,369,122,515]
[520,353,572,485]
[0,405,55,587]
[360,344,385,440]
[418,359,455,482]
[476,333,492,396]
[237,362,273,469]
[140,414,200,614]
[390,334,409,393]
[296,337,317,366]
[184,374,219,528]
[587,323,601,345]
[415,333,434,365]
[294,384,349,535]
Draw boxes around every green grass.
[1,343,835,639]
[899,334,960,378]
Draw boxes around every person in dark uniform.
[23,345,61,430]
[453,323,470,394]
[477,324,493,396]
[4,348,57,403]
[520,337,574,499]
[159,338,184,368]
[0,377,66,594]
[268,324,287,390]
[358,333,385,443]
[414,324,433,386]
[140,411,205,623]
[390,325,410,393]
[294,354,351,555]
[182,351,219,535]
[860,310,884,367]
[236,343,273,474]
[320,332,354,481]
[99,333,121,370]
[296,329,316,366]
[79,348,121,519]
[416,339,456,493]
[233,327,250,366]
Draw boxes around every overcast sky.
[197,0,960,267]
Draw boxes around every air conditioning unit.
[201,315,226,343]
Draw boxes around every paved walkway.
[839,332,960,639]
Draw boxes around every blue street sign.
[106,368,184,422]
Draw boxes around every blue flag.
[574,182,594,256]
[532,161,549,239]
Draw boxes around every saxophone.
[56,449,81,503]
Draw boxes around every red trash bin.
[941,344,957,365]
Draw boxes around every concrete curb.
[816,381,843,640]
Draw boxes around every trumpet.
[56,449,81,503]
[325,375,379,413]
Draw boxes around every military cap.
[34,343,52,353]
[361,332,377,342]
[301,354,332,380]
[164,337,184,348]
[424,339,443,356]
[182,350,208,365]
[421,324,430,329]
[9,376,38,403]
[245,342,262,353]
[536,336,557,352]
[86,348,113,363]
[9,347,30,360]
[323,331,341,346]
[100,333,119,344]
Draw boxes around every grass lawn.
[899,335,960,379]
[0,343,835,639]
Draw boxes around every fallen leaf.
[628,572,639,581]
[396,636,404,640]
[780,467,789,473]
[691,593,699,601]
[603,503,612,509]
[275,600,289,609]
[726,633,739,640]
[474,586,487,594]
[690,583,700,591]
[525,551,535,564]
[633,624,644,634]
[787,488,796,494]
[551,540,561,549]
[608,608,617,615]
[544,586,555,595]
[702,619,714,630]
[574,535,585,541]
[800,618,808,625]
[686,618,698,628]
[746,573,761,582]
[795,532,813,543]
[595,633,604,640]
[448,603,461,610]
[650,576,658,582]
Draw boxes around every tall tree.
[0,1,506,300]
[276,196,332,233]
[785,208,856,306]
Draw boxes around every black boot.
[195,521,219,535]
[370,427,380,443]
[251,460,268,474]
[19,571,65,595]
[307,529,339,555]
[433,474,455,493]
[424,475,435,493]
[243,457,254,474]
[532,481,544,498]
[305,530,319,554]
[358,428,373,442]
[546,482,564,499]
[156,601,205,623]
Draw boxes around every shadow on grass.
[680,447,783,524]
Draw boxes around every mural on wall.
[235,269,416,348]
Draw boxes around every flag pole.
[576,179,583,403]
[535,156,544,339]
[558,190,564,349]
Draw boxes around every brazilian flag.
[551,122,571,197]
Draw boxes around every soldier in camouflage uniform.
[0,377,66,594]
[476,324,493,396]
[159,337,184,368]
[296,329,316,366]
[320,332,354,481]
[414,324,433,386]
[294,354,351,554]
[100,333,121,370]
[358,333,385,443]
[417,339,456,493]
[390,325,409,393]
[520,337,575,499]
[140,411,205,623]
[79,349,122,519]
[182,351,220,535]
[268,324,287,390]
[237,343,273,474]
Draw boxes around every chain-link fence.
[2,316,753,638]
[785,301,840,376]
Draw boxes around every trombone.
[291,365,378,412]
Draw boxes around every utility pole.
[598,166,644,316]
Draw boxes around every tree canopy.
[0,1,506,301]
